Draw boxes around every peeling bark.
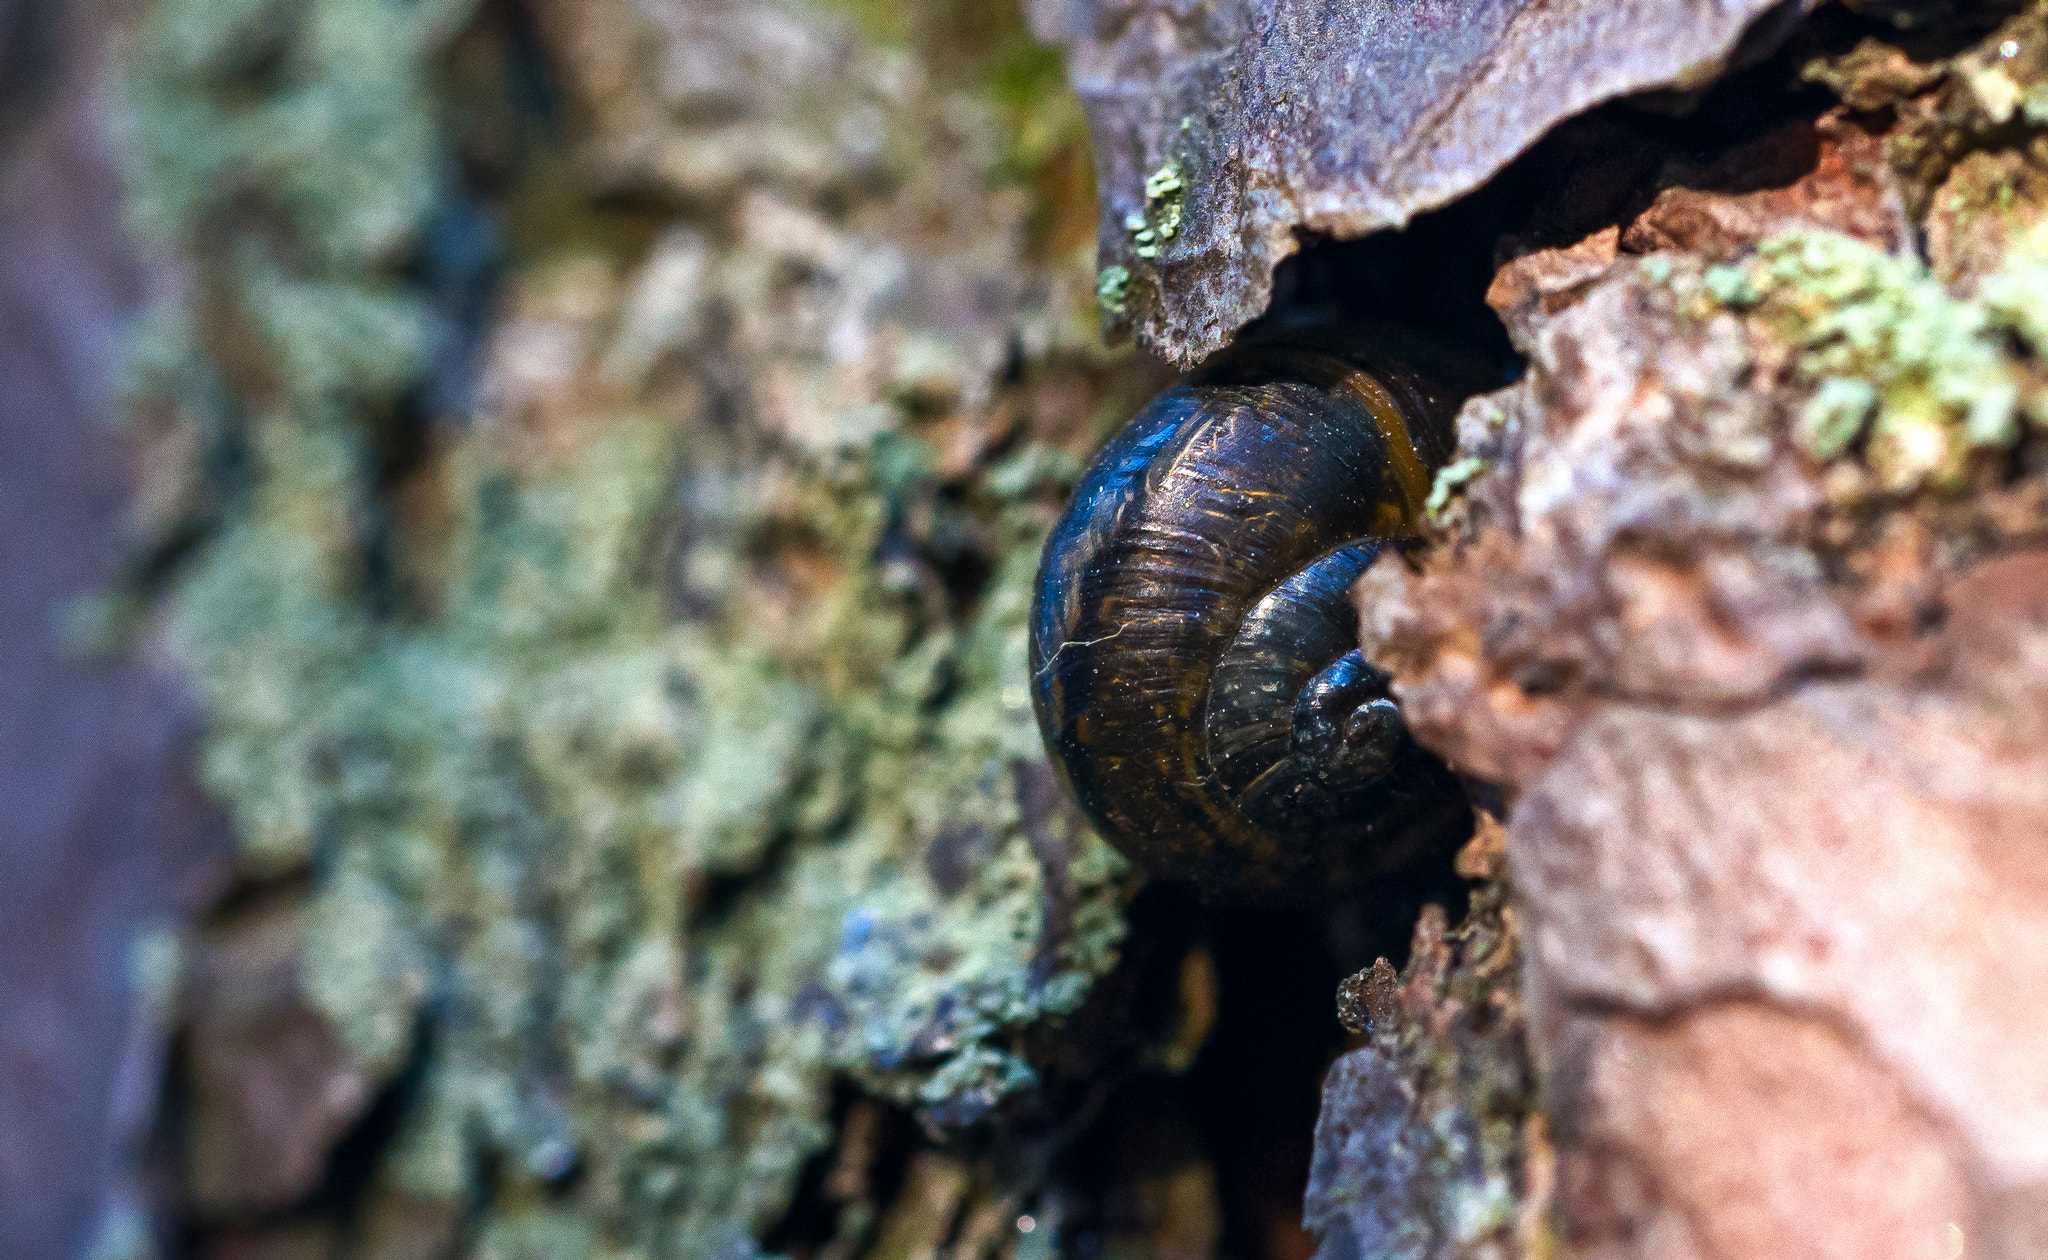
[1030,0,1814,363]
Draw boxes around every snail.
[1027,325,1489,902]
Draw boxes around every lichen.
[118,0,1143,1253]
[1096,264,1130,317]
[1123,161,1185,261]
[1714,226,2048,489]
[1423,456,1489,525]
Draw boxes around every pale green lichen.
[1701,262,1758,307]
[1796,376,1881,459]
[1124,161,1186,260]
[1097,263,1131,317]
[1425,455,1490,525]
[1717,227,2048,489]
[301,865,429,1077]
[120,0,1137,1253]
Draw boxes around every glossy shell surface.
[1029,330,1486,901]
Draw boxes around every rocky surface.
[32,0,2048,1258]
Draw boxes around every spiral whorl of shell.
[1028,329,1487,902]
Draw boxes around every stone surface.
[1618,118,1915,258]
[1549,1003,1971,1260]
[77,1,2048,1257]
[1030,0,1813,363]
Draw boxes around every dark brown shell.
[1027,327,1489,902]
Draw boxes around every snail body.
[1028,327,1487,902]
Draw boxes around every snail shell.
[1028,326,1488,903]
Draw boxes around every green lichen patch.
[1096,263,1130,317]
[1716,227,2047,489]
[1123,161,1186,261]
[1425,456,1490,526]
[119,0,1144,1254]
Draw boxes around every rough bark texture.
[1353,10,2048,1255]
[20,0,2048,1258]
[95,0,1238,1256]
[1308,822,1546,1260]
[1027,0,1814,363]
